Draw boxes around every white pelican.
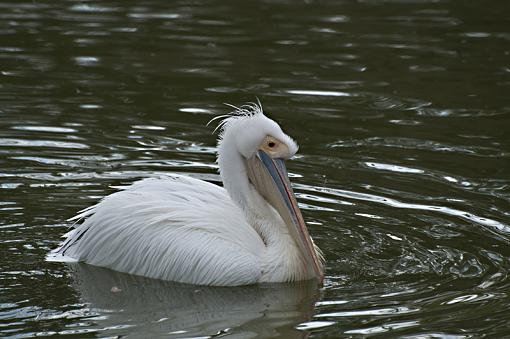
[50,103,324,286]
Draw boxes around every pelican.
[49,103,324,286]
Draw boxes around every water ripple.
[296,184,510,236]
[315,306,419,318]
[0,138,88,149]
[344,320,420,335]
[286,89,354,97]
[11,126,77,133]
[329,137,507,157]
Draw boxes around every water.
[1,0,509,337]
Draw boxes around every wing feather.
[50,175,265,286]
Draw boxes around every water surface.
[1,0,509,337]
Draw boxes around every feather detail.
[207,101,264,135]
[49,175,265,286]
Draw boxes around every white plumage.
[50,103,324,286]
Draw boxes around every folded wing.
[51,175,265,286]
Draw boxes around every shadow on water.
[64,264,319,338]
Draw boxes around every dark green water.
[1,0,509,337]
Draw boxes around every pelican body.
[50,103,324,286]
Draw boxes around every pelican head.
[216,103,324,283]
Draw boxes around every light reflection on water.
[1,0,510,337]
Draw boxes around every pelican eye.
[260,135,290,158]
